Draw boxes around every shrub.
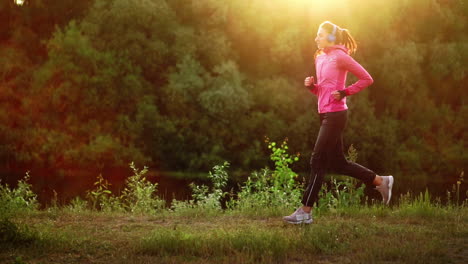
[228,138,303,215]
[0,218,38,247]
[85,162,165,214]
[170,161,230,214]
[85,173,115,211]
[119,162,165,214]
[0,171,39,219]
[66,196,90,213]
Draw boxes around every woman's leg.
[328,131,378,187]
[331,132,395,204]
[301,111,347,211]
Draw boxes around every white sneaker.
[283,207,313,224]
[375,175,394,205]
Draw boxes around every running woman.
[283,21,394,225]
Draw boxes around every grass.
[1,147,466,263]
[1,203,467,264]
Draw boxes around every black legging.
[301,109,377,207]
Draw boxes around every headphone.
[327,24,337,42]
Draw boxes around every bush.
[85,173,115,211]
[170,161,230,215]
[0,218,38,247]
[119,162,165,214]
[66,196,90,213]
[0,171,39,219]
[85,162,165,214]
[227,139,303,215]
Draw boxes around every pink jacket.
[308,44,374,114]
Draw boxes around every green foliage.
[85,173,113,210]
[315,176,366,216]
[228,139,303,215]
[0,218,38,247]
[84,162,164,214]
[269,139,300,190]
[1,0,466,188]
[396,189,447,218]
[66,196,89,213]
[227,140,366,217]
[1,0,468,222]
[170,161,230,214]
[0,152,466,226]
[197,61,252,120]
[0,171,39,219]
[119,162,165,214]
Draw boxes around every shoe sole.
[386,175,394,205]
[284,219,313,224]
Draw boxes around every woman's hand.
[331,90,346,100]
[304,76,314,87]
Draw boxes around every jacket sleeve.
[308,59,319,95]
[337,53,374,96]
[308,83,318,95]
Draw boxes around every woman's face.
[315,27,335,49]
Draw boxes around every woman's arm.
[337,53,374,96]
[305,76,318,95]
[308,83,319,95]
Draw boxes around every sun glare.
[298,0,349,8]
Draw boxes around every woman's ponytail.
[339,28,357,55]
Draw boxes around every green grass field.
[2,154,467,263]
[1,203,467,264]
